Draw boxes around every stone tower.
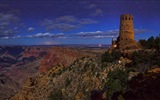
[116,14,139,50]
[119,14,134,41]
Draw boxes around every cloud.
[84,3,103,16]
[41,15,98,32]
[1,37,9,39]
[75,29,149,39]
[88,4,97,9]
[74,28,149,38]
[134,29,150,34]
[0,28,18,37]
[1,28,148,40]
[6,29,119,39]
[0,35,21,40]
[90,9,103,16]
[79,19,98,24]
[27,32,65,38]
[0,13,20,37]
[24,30,118,39]
[55,16,77,23]
[12,35,21,39]
[46,23,79,32]
[75,29,150,39]
[0,4,8,8]
[28,27,35,32]
[76,30,119,38]
[0,13,19,22]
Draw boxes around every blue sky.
[0,0,160,45]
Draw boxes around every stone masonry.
[112,14,140,50]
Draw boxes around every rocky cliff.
[0,74,20,100]
[0,46,102,99]
[0,46,50,83]
[0,46,50,99]
[10,56,126,100]
[10,49,160,100]
[39,46,94,72]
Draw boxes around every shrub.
[65,78,71,87]
[101,50,121,63]
[126,50,159,72]
[48,89,63,100]
[103,69,128,100]
[139,35,160,49]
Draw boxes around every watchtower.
[119,14,134,41]
[116,14,140,50]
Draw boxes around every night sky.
[0,0,160,45]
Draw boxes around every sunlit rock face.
[39,46,94,72]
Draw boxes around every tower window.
[129,18,130,20]
[125,17,127,20]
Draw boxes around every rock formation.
[0,46,100,99]
[0,74,20,99]
[10,57,126,100]
[39,46,95,72]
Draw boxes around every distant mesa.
[112,14,140,51]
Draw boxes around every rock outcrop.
[10,57,126,100]
[0,46,50,84]
[39,46,94,72]
[0,46,50,99]
[0,46,101,99]
[123,70,160,100]
[0,74,20,100]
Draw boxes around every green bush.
[48,89,63,100]
[65,78,71,87]
[103,69,128,100]
[126,50,159,72]
[101,50,121,63]
[139,35,160,49]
